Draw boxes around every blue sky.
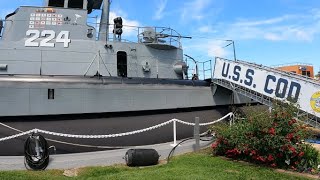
[1,0,320,73]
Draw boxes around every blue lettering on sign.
[275,78,288,98]
[220,62,255,88]
[222,62,230,78]
[287,81,301,103]
[263,75,301,102]
[244,69,254,86]
[232,65,241,81]
[264,75,276,94]
[220,61,301,103]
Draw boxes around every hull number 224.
[25,30,71,48]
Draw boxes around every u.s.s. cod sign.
[213,57,320,117]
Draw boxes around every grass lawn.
[0,152,315,180]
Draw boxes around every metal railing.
[0,16,183,48]
[271,62,313,68]
[214,58,320,128]
[91,24,183,48]
[213,78,320,129]
[213,79,273,106]
[185,57,212,80]
[199,60,213,80]
[231,58,320,85]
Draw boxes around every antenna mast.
[99,0,111,42]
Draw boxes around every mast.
[99,0,111,42]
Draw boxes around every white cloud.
[153,0,167,20]
[184,10,320,60]
[181,0,212,21]
[93,10,141,41]
[264,33,283,41]
[233,15,294,27]
[198,25,217,33]
[109,11,140,38]
[184,39,229,59]
[182,7,320,64]
[311,9,320,20]
[207,41,228,57]
[221,10,320,42]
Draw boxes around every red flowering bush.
[211,101,319,172]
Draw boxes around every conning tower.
[0,0,187,79]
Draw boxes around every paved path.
[0,139,212,170]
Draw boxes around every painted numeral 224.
[25,30,71,48]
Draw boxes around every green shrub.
[211,101,319,172]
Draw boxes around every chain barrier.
[0,130,34,142]
[0,113,233,142]
[173,112,233,126]
[0,122,131,149]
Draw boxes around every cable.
[166,130,215,163]
[167,137,193,163]
[24,134,50,170]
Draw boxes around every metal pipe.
[210,60,213,79]
[184,54,198,77]
[43,0,49,6]
[202,62,205,79]
[225,40,237,61]
[171,120,177,147]
[83,0,88,10]
[232,41,237,61]
[193,117,200,151]
[99,0,110,42]
[64,0,69,8]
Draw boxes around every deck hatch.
[117,51,127,77]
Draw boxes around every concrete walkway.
[0,139,212,170]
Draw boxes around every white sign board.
[213,58,320,117]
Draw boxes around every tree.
[315,70,320,80]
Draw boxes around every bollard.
[193,117,200,151]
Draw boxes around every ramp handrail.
[213,78,320,128]
[213,57,320,129]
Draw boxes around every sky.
[1,0,320,74]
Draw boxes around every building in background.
[275,63,314,78]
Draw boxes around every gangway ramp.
[212,57,320,128]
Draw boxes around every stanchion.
[171,120,177,147]
[193,117,200,151]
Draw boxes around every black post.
[232,41,237,61]
[193,117,200,152]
